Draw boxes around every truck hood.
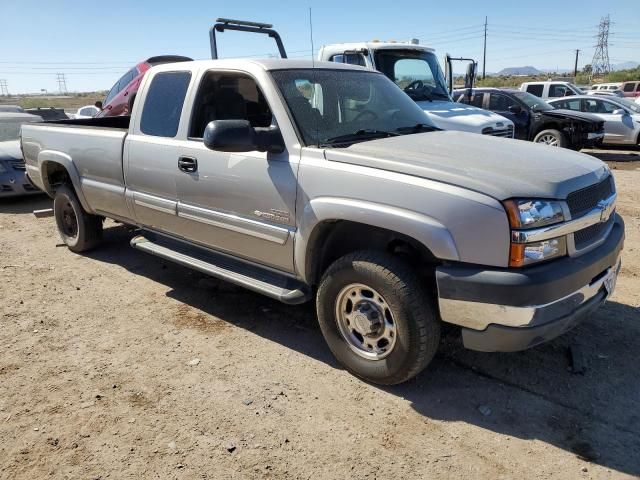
[542,109,602,124]
[415,100,513,133]
[0,140,21,160]
[323,131,609,200]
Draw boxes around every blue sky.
[1,0,639,93]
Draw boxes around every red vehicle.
[97,55,192,117]
[621,81,640,98]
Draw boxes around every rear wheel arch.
[39,159,93,213]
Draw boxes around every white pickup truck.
[318,41,515,138]
[21,57,624,385]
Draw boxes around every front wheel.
[53,185,103,253]
[316,251,440,385]
[533,129,568,148]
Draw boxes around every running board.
[130,234,311,305]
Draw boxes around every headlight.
[504,199,567,267]
[509,236,567,267]
[503,199,564,229]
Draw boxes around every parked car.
[520,81,583,99]
[24,107,69,121]
[22,57,624,385]
[590,82,622,92]
[0,112,43,197]
[621,81,640,98]
[548,95,640,146]
[97,55,193,117]
[0,105,24,113]
[69,105,100,119]
[454,88,604,149]
[319,41,515,137]
[587,89,625,98]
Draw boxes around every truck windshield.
[271,69,436,147]
[374,49,451,102]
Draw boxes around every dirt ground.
[1,149,639,479]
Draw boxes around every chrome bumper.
[438,258,620,331]
[435,214,624,352]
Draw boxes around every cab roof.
[149,58,371,73]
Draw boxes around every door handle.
[178,156,198,173]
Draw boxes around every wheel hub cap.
[335,283,397,360]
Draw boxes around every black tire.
[533,129,568,148]
[53,184,102,253]
[316,251,440,385]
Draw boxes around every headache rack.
[209,18,287,60]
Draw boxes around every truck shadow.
[87,223,640,476]
[0,195,50,214]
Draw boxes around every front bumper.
[0,170,41,197]
[436,214,624,352]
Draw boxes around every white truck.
[318,41,515,138]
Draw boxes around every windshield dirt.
[271,69,436,147]
[374,50,451,103]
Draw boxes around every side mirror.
[464,63,476,90]
[612,109,626,115]
[508,104,522,114]
[203,120,284,153]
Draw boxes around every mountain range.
[493,61,638,76]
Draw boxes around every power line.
[0,79,8,96]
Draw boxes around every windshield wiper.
[395,123,439,134]
[319,129,400,147]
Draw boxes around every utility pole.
[482,16,487,79]
[56,73,68,94]
[591,15,611,80]
[0,79,8,96]
[574,49,580,78]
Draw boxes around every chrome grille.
[574,215,614,249]
[567,176,614,219]
[9,160,25,170]
[482,125,514,138]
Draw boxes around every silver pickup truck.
[21,59,624,385]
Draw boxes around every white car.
[69,105,100,119]
[589,82,623,93]
[520,81,583,99]
[548,95,640,146]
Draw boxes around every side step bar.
[130,234,311,305]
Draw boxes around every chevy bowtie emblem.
[597,199,613,223]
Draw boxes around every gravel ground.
[1,151,639,479]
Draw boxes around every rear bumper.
[436,214,624,352]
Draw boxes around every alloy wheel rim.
[538,134,559,146]
[335,283,397,360]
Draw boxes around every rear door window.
[140,71,191,137]
[526,84,544,97]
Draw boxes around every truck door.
[487,92,529,140]
[125,70,193,234]
[173,70,298,272]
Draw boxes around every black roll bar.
[209,18,287,60]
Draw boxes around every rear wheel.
[534,129,568,148]
[53,185,102,253]
[316,251,440,385]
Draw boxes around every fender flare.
[38,150,94,213]
[294,197,459,283]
